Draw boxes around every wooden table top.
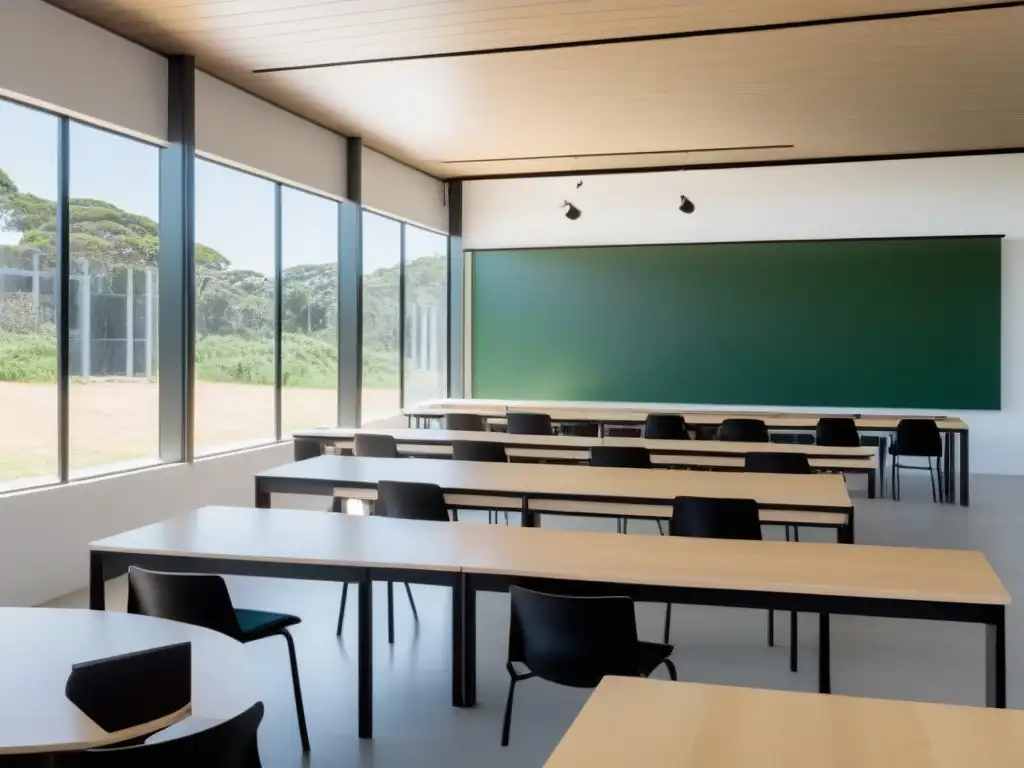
[260,455,854,510]
[546,677,1023,767]
[94,507,1009,607]
[404,400,968,431]
[0,608,254,755]
[296,427,877,459]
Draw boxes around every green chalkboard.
[471,238,1001,410]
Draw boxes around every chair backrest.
[443,413,486,432]
[718,418,770,442]
[670,496,763,540]
[894,419,942,457]
[127,568,241,639]
[563,421,599,437]
[743,451,812,474]
[644,414,688,441]
[508,586,639,688]
[506,412,553,435]
[54,701,264,768]
[353,433,400,458]
[451,440,507,463]
[589,446,652,469]
[377,480,450,522]
[815,417,860,447]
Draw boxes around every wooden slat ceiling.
[45,0,1024,178]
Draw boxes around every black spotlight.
[679,195,695,214]
[563,201,582,220]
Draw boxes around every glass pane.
[361,212,401,426]
[281,186,338,435]
[194,159,276,454]
[68,122,161,476]
[0,99,58,488]
[403,225,447,408]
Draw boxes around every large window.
[69,122,161,476]
[281,186,338,434]
[360,211,401,426]
[0,99,59,488]
[403,225,447,408]
[194,159,276,454]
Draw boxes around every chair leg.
[387,581,395,645]
[335,583,348,637]
[452,509,459,522]
[790,611,798,672]
[658,658,678,681]
[279,629,310,752]
[623,518,629,534]
[929,461,937,503]
[656,520,664,535]
[663,603,672,643]
[767,610,774,647]
[793,527,800,543]
[404,582,418,621]
[501,672,519,747]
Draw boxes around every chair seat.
[889,445,940,457]
[635,641,674,677]
[234,609,301,642]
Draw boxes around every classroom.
[0,0,1022,765]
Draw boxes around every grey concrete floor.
[49,473,1023,766]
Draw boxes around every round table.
[0,608,255,755]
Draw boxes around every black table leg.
[358,576,373,738]
[818,612,831,694]
[877,436,887,499]
[521,497,536,528]
[987,612,1007,708]
[790,611,798,672]
[960,431,970,507]
[867,470,876,500]
[464,574,477,707]
[255,479,270,509]
[89,551,105,611]
[452,573,464,707]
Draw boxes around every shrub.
[0,331,57,382]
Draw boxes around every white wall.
[463,155,1024,475]
[0,0,167,141]
[361,147,448,232]
[195,72,346,199]
[0,444,298,607]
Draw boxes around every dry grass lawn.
[0,380,401,484]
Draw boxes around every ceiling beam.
[253,1,1024,73]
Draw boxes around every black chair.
[443,413,486,432]
[54,702,264,768]
[352,433,400,458]
[337,481,451,643]
[562,421,599,437]
[453,440,509,524]
[644,414,688,441]
[665,496,797,672]
[501,586,675,747]
[126,569,308,753]
[718,418,770,442]
[506,412,553,435]
[890,419,943,502]
[743,452,812,542]
[590,446,659,534]
[815,417,861,447]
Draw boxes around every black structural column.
[158,55,196,462]
[447,180,465,398]
[338,138,363,427]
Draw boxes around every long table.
[292,427,879,497]
[88,506,1010,744]
[546,677,1024,767]
[255,454,857,541]
[404,400,970,506]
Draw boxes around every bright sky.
[0,98,441,276]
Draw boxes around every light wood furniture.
[256,454,857,541]
[89,506,1009,734]
[547,676,1024,767]
[404,399,971,506]
[0,607,253,755]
